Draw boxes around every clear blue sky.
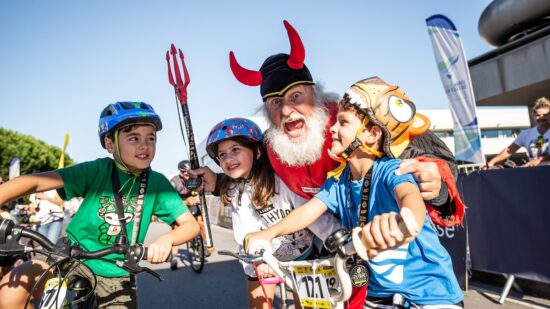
[0,1,494,175]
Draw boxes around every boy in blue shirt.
[245,77,463,308]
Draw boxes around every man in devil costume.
[195,20,465,308]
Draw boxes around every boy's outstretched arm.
[244,197,328,253]
[360,182,425,258]
[0,171,64,205]
[147,212,199,263]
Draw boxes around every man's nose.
[280,100,294,116]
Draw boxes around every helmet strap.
[326,118,383,180]
[113,129,135,175]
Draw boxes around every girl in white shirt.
[204,117,339,309]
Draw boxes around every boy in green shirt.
[0,101,199,308]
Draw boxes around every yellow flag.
[58,133,71,169]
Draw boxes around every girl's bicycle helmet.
[98,102,163,148]
[206,118,263,163]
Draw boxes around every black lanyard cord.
[110,164,149,245]
[349,167,373,264]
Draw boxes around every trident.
[166,44,214,248]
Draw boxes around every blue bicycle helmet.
[206,118,263,163]
[98,101,163,148]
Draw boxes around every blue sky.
[0,0,494,175]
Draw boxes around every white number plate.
[39,277,68,309]
[291,265,339,309]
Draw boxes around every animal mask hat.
[229,20,314,100]
[327,77,430,179]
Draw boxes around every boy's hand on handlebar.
[188,167,217,192]
[360,212,403,259]
[147,235,173,263]
[244,230,274,254]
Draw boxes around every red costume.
[267,102,338,200]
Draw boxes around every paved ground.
[139,223,550,308]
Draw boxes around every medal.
[350,264,369,287]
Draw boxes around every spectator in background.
[485,97,550,169]
[169,160,214,270]
[29,190,65,243]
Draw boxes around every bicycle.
[0,218,164,309]
[183,204,205,273]
[219,228,358,309]
[220,208,419,309]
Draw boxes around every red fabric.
[266,102,338,200]
[417,157,466,227]
[345,285,367,309]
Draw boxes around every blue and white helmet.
[98,102,162,148]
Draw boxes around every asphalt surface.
[139,223,550,309]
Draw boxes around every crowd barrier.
[458,165,550,284]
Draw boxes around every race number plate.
[292,265,339,309]
[39,277,68,309]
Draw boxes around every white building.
[197,106,531,171]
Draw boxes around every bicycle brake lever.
[141,266,163,282]
[117,261,164,282]
[218,250,264,264]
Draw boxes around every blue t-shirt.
[315,157,462,305]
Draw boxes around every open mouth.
[226,163,240,171]
[284,119,305,136]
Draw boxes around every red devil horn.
[284,20,305,69]
[229,51,263,86]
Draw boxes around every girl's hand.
[244,230,275,254]
[188,167,217,192]
[256,263,277,279]
[147,235,174,264]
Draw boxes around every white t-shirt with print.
[30,189,64,225]
[513,126,550,162]
[228,175,341,277]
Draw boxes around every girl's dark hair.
[217,136,276,209]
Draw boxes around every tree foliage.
[0,127,75,178]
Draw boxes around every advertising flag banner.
[9,157,20,180]
[426,14,485,164]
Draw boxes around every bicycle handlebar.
[0,219,161,280]
[219,228,357,305]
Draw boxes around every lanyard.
[348,167,372,264]
[110,163,149,245]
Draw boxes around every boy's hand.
[360,212,403,259]
[395,159,441,201]
[244,230,275,254]
[188,167,217,192]
[147,235,173,264]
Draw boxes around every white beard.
[266,105,329,167]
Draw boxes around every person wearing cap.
[169,160,214,269]
[192,21,465,308]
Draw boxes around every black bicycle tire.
[186,234,204,273]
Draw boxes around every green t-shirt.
[57,157,188,277]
